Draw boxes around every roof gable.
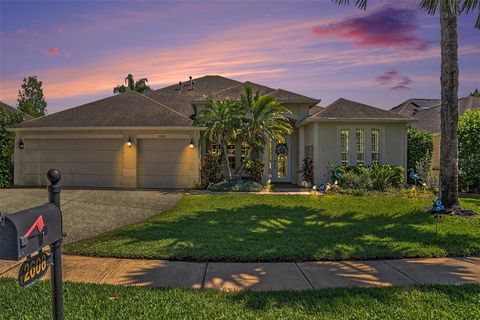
[312,98,411,120]
[11,91,193,129]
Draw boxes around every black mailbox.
[0,203,62,261]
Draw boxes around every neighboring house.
[0,101,34,122]
[391,96,480,175]
[8,75,414,188]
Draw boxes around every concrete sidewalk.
[1,255,479,291]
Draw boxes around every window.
[211,143,221,156]
[340,129,349,166]
[227,144,236,169]
[371,129,380,165]
[356,129,365,165]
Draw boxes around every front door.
[271,136,292,182]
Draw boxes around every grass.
[1,278,479,320]
[64,194,480,262]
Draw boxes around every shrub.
[458,109,480,192]
[331,164,404,191]
[244,159,264,183]
[0,108,23,187]
[407,128,433,171]
[209,180,263,192]
[340,171,371,189]
[370,164,404,191]
[200,151,224,188]
[301,158,314,183]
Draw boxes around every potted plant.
[302,157,314,188]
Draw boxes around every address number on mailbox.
[18,250,51,288]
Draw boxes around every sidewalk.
[1,256,479,291]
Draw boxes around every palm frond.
[333,0,368,10]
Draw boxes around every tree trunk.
[439,2,460,208]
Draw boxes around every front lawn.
[64,194,480,262]
[1,278,479,320]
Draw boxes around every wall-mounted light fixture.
[19,139,24,149]
[188,138,194,149]
[127,137,132,147]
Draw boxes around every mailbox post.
[47,169,64,320]
[0,169,64,320]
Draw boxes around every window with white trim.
[371,129,380,165]
[340,129,349,166]
[356,129,365,165]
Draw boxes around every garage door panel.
[22,163,40,175]
[139,139,189,151]
[23,151,39,163]
[38,150,122,163]
[138,175,192,189]
[64,174,123,188]
[137,138,196,189]
[138,150,192,164]
[26,139,123,151]
[138,163,194,176]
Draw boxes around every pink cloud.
[46,47,59,56]
[312,6,429,50]
[376,69,413,90]
[16,28,41,37]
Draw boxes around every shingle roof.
[145,75,242,118]
[193,81,320,106]
[10,91,193,129]
[0,101,34,121]
[412,96,480,134]
[310,98,412,120]
[390,98,440,117]
[309,105,324,116]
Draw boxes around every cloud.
[16,28,41,37]
[46,47,59,56]
[376,69,413,90]
[312,6,429,50]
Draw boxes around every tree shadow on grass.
[68,200,480,263]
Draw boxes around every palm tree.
[113,74,152,94]
[335,0,480,211]
[196,98,241,180]
[237,85,293,174]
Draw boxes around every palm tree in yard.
[113,74,152,94]
[335,0,480,213]
[196,98,241,180]
[237,85,293,174]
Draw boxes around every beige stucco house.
[9,75,413,188]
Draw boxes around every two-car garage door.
[21,138,124,187]
[19,137,195,188]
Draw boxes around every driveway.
[0,188,183,244]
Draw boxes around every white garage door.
[137,138,194,188]
[21,138,124,187]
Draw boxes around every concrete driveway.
[0,188,182,244]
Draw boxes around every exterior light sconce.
[127,137,132,148]
[188,139,194,149]
[19,139,24,149]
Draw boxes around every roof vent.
[175,81,182,91]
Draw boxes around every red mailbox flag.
[23,215,45,238]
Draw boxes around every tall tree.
[237,85,293,173]
[470,88,480,96]
[196,98,241,180]
[335,0,480,211]
[17,76,47,118]
[113,74,152,94]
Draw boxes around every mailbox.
[0,203,62,261]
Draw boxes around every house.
[0,101,34,122]
[391,96,480,175]
[8,75,414,188]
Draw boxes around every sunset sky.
[0,0,479,114]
